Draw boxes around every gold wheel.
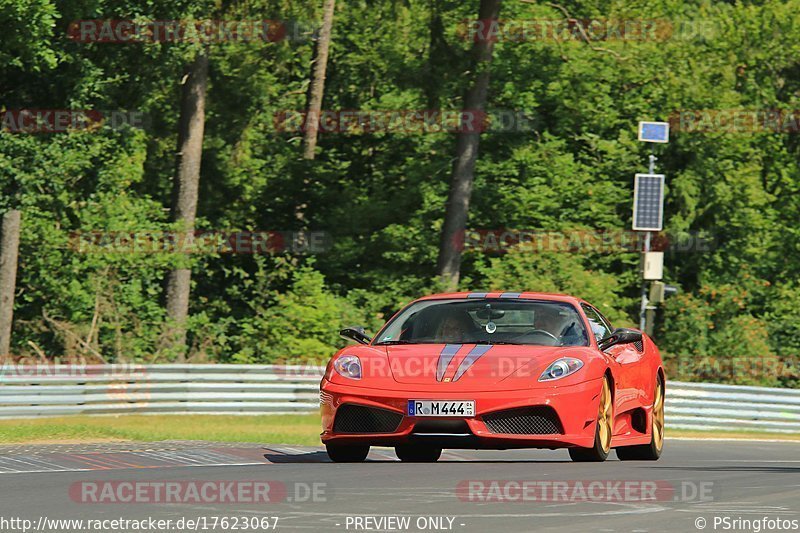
[652,378,665,452]
[597,377,613,453]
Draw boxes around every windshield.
[374,298,589,347]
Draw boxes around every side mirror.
[598,328,642,351]
[339,326,372,345]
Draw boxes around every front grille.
[482,406,562,435]
[333,404,403,434]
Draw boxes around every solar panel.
[638,121,669,143]
[632,174,665,231]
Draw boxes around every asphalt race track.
[0,439,798,533]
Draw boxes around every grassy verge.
[666,430,800,441]
[0,415,798,445]
[0,414,323,445]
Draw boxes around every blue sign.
[638,121,670,143]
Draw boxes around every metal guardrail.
[0,364,323,418]
[666,381,800,433]
[1,364,798,432]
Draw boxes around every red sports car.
[320,292,665,463]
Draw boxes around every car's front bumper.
[320,377,603,449]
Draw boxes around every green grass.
[0,414,323,445]
[0,414,798,445]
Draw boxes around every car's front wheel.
[326,444,370,463]
[569,375,613,462]
[395,445,442,462]
[617,375,664,461]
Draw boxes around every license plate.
[408,400,475,417]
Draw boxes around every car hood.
[381,343,566,385]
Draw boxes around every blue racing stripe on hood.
[500,292,521,298]
[452,345,493,382]
[436,344,462,382]
[467,292,488,298]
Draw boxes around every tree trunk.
[163,53,209,359]
[436,0,501,290]
[302,0,336,160]
[0,210,21,357]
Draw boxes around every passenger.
[435,313,475,343]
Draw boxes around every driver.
[535,306,565,338]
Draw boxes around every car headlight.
[538,357,584,382]
[333,355,362,380]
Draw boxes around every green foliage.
[476,247,631,325]
[228,263,363,363]
[1,0,799,388]
[659,282,786,386]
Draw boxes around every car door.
[595,307,650,411]
[581,304,638,431]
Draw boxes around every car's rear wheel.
[395,445,442,462]
[617,375,664,461]
[569,375,613,462]
[326,444,370,463]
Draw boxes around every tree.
[0,210,21,356]
[162,52,209,359]
[303,0,337,160]
[436,0,502,290]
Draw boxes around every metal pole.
[639,232,650,330]
[639,152,657,331]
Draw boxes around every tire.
[569,375,613,462]
[326,444,370,463]
[616,376,664,461]
[395,445,442,462]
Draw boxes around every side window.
[595,309,613,333]
[581,304,611,342]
